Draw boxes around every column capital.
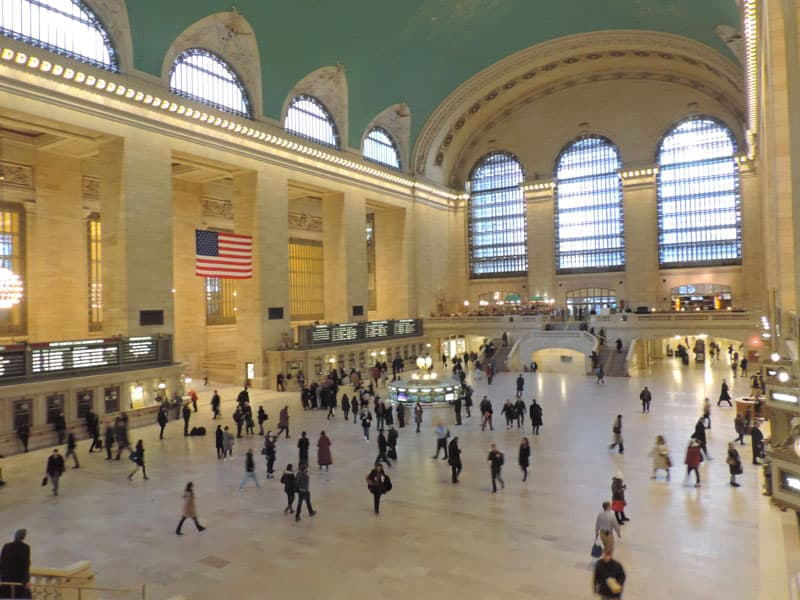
[618,165,658,189]
[521,180,555,202]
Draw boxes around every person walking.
[396,402,406,428]
[702,397,712,429]
[86,408,100,453]
[263,432,276,478]
[351,396,359,424]
[501,399,515,430]
[432,423,450,460]
[608,415,624,454]
[222,426,234,458]
[175,482,206,535]
[718,381,732,407]
[65,429,80,469]
[726,442,743,487]
[0,529,31,599]
[297,431,310,468]
[515,373,525,399]
[280,464,296,514]
[211,390,221,420]
[103,421,115,460]
[387,426,399,461]
[17,423,29,453]
[233,406,244,439]
[464,386,473,418]
[128,440,148,480]
[182,402,192,436]
[693,418,712,460]
[596,365,605,384]
[45,448,65,496]
[376,429,392,467]
[519,437,531,482]
[640,386,652,413]
[114,417,130,460]
[276,406,290,439]
[593,549,626,599]
[649,435,671,480]
[157,407,168,439]
[341,393,350,421]
[594,501,621,554]
[414,402,423,433]
[488,443,504,493]
[317,431,332,471]
[685,438,703,487]
[611,472,629,524]
[530,399,543,435]
[361,409,373,441]
[239,448,260,490]
[215,425,224,459]
[734,414,747,445]
[480,396,494,431]
[514,398,525,429]
[751,421,764,465]
[294,465,316,522]
[257,406,268,436]
[453,395,462,426]
[54,411,66,445]
[366,463,392,514]
[448,436,462,483]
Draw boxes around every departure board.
[0,344,26,379]
[300,319,423,347]
[122,337,159,364]
[31,339,120,374]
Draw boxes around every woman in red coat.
[317,431,332,471]
[685,439,703,487]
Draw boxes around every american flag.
[195,230,253,279]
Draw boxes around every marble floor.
[0,358,791,599]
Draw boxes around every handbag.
[41,476,48,486]
[591,536,602,558]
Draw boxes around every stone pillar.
[322,188,368,322]
[739,160,765,311]
[98,135,174,336]
[233,167,291,388]
[620,170,659,310]
[373,206,411,319]
[525,183,556,301]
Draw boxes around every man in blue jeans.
[45,448,65,496]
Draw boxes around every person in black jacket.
[530,399,543,435]
[297,431,310,468]
[693,418,712,460]
[65,429,80,469]
[718,380,733,407]
[182,403,192,436]
[519,437,531,482]
[215,425,224,459]
[396,402,406,428]
[376,430,392,467]
[453,396,462,426]
[264,432,277,478]
[751,421,765,465]
[211,390,221,420]
[17,423,29,453]
[86,408,100,453]
[366,463,391,514]
[239,448,259,490]
[488,443,504,493]
[0,529,31,599]
[448,437,462,483]
[128,440,148,480]
[104,421,115,460]
[351,396,359,424]
[157,408,168,439]
[45,448,65,496]
[280,464,295,513]
[387,427,399,461]
[593,549,626,599]
[294,465,315,521]
[54,411,66,445]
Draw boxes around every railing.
[2,561,147,599]
[591,311,755,323]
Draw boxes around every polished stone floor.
[0,358,790,599]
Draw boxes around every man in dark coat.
[530,399,543,435]
[53,411,66,445]
[396,403,406,428]
[448,437,462,483]
[640,386,652,413]
[453,396,462,426]
[45,449,65,496]
[515,374,525,399]
[157,408,168,439]
[0,529,31,598]
[17,423,29,453]
[182,403,192,436]
[211,390,221,419]
[215,425,224,459]
[86,408,100,452]
[751,422,765,465]
[693,418,712,460]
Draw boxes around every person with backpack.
[280,465,296,514]
[365,462,392,514]
[488,443,504,493]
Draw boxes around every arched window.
[169,49,251,118]
[362,127,401,169]
[0,0,117,71]
[285,95,339,148]
[468,152,527,278]
[555,136,624,273]
[657,117,741,267]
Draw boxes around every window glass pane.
[468,152,527,278]
[362,127,400,169]
[0,0,116,70]
[285,95,339,148]
[289,238,324,320]
[657,117,741,267]
[169,49,250,118]
[366,214,377,311]
[555,136,624,273]
[87,214,101,330]
[205,277,236,325]
[0,203,25,335]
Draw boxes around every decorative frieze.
[288,211,323,232]
[82,176,101,201]
[0,162,33,190]
[202,197,234,220]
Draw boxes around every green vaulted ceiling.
[126,0,742,149]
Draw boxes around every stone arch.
[282,65,349,148]
[361,103,411,170]
[161,11,262,117]
[413,31,745,184]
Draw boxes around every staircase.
[479,338,514,373]
[598,344,629,377]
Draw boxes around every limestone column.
[322,188,368,322]
[98,135,173,336]
[524,183,556,302]
[233,166,290,387]
[738,160,765,311]
[373,207,411,319]
[620,170,659,310]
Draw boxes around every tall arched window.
[468,152,527,278]
[555,136,624,273]
[0,0,117,70]
[657,117,741,267]
[362,127,401,169]
[285,95,339,148]
[169,49,251,118]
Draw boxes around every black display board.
[0,344,26,380]
[300,319,423,348]
[31,339,120,374]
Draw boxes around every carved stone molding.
[82,176,101,201]
[0,162,34,191]
[202,197,234,220]
[288,211,323,232]
[413,31,746,178]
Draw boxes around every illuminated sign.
[771,392,799,404]
[780,470,800,496]
[301,319,424,347]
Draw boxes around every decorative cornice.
[0,161,34,191]
[202,196,233,220]
[288,211,322,232]
[414,31,746,178]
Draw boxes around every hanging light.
[0,268,21,309]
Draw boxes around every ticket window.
[104,386,120,414]
[13,399,32,431]
[76,390,94,419]
[130,384,145,410]
[46,394,65,425]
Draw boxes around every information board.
[300,319,423,348]
[123,337,159,364]
[0,344,26,379]
[31,339,120,374]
